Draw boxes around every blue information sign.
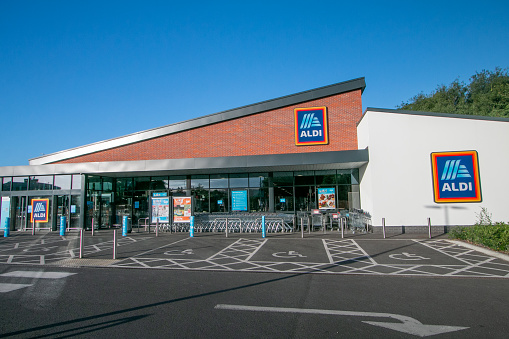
[231,191,248,211]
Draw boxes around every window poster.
[151,197,170,223]
[318,188,336,210]
[231,190,248,211]
[173,197,192,223]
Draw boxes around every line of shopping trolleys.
[135,209,372,234]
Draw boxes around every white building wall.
[357,109,509,226]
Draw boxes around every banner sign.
[1,197,10,230]
[31,198,49,223]
[151,197,170,223]
[318,188,336,209]
[173,197,192,223]
[231,190,248,211]
[294,106,328,146]
[431,150,482,203]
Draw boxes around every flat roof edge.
[364,107,509,122]
[30,78,366,165]
[5,150,369,177]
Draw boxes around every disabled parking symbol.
[272,251,307,258]
[388,252,430,261]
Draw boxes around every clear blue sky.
[1,1,507,167]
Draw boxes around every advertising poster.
[231,190,248,211]
[151,197,170,223]
[318,188,336,210]
[1,197,10,230]
[173,197,192,223]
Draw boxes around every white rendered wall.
[357,110,509,226]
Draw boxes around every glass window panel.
[134,177,150,191]
[337,170,352,185]
[210,174,228,188]
[249,188,269,212]
[116,178,133,192]
[29,176,53,190]
[150,176,168,190]
[102,177,113,192]
[210,189,228,213]
[315,170,336,185]
[273,172,293,186]
[54,175,72,190]
[294,185,316,211]
[87,176,101,191]
[2,177,12,191]
[351,169,359,185]
[11,177,28,191]
[229,173,248,188]
[70,195,81,228]
[72,175,82,190]
[294,171,315,186]
[249,173,269,188]
[192,188,209,213]
[169,176,187,190]
[191,175,209,189]
[337,185,350,210]
[133,191,149,227]
[275,186,294,212]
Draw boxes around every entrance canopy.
[0,150,368,178]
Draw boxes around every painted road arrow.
[214,304,469,337]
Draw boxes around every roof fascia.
[362,107,509,123]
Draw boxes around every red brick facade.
[54,89,362,164]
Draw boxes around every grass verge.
[449,223,509,254]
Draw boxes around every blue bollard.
[122,216,128,236]
[190,216,194,238]
[3,217,10,237]
[60,216,66,236]
[262,216,266,238]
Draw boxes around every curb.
[448,240,509,262]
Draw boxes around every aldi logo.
[294,107,328,146]
[431,151,482,203]
[31,199,49,223]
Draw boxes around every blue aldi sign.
[431,151,482,203]
[31,198,49,223]
[294,107,328,146]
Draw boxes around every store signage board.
[31,198,49,223]
[173,197,192,223]
[431,150,482,203]
[294,107,328,146]
[318,188,336,209]
[232,190,248,211]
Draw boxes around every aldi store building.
[1,77,508,232]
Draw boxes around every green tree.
[398,67,509,118]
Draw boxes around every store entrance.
[55,195,70,231]
[12,196,28,231]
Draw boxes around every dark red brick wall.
[54,89,362,164]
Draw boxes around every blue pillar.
[122,216,128,236]
[190,216,194,238]
[3,217,10,237]
[60,216,66,236]
[262,216,266,238]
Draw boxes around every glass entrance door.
[12,196,28,231]
[55,195,70,231]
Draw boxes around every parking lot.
[1,230,508,278]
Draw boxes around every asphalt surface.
[1,229,508,338]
